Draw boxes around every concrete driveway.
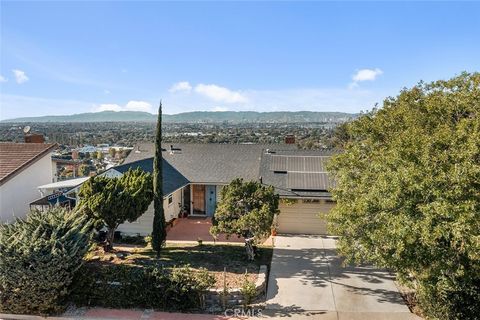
[265,236,420,320]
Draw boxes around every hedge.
[0,208,92,315]
[70,263,215,311]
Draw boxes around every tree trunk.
[245,237,255,261]
[104,226,117,252]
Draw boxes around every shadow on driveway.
[265,236,413,317]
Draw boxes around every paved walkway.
[264,235,420,320]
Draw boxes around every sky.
[1,1,479,120]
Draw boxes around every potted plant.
[271,226,277,236]
[271,214,279,236]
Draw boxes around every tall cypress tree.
[152,101,166,256]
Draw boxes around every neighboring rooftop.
[0,143,56,185]
[38,176,90,191]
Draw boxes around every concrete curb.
[0,314,95,320]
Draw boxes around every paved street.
[264,235,420,320]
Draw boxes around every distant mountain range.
[1,110,358,123]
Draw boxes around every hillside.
[1,110,357,123]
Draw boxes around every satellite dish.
[23,126,31,134]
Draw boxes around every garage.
[277,199,335,235]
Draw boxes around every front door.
[192,185,206,215]
[205,185,217,217]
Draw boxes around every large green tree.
[210,178,279,260]
[79,168,153,251]
[152,101,167,256]
[0,208,91,315]
[328,72,480,319]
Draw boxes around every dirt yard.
[85,242,273,289]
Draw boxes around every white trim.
[37,177,89,190]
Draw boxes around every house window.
[168,195,173,206]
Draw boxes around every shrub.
[240,273,257,307]
[0,208,91,315]
[210,178,279,260]
[71,264,151,309]
[71,264,215,311]
[161,266,215,310]
[415,274,480,319]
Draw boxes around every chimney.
[71,150,79,160]
[284,134,295,144]
[25,134,45,143]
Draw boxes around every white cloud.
[194,84,248,104]
[212,106,229,112]
[169,81,192,93]
[352,68,383,82]
[104,89,111,94]
[0,75,7,82]
[12,69,29,84]
[124,100,153,112]
[96,104,122,112]
[94,100,153,113]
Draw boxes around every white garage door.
[277,199,334,235]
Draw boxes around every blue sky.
[1,1,479,120]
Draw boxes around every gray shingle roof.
[125,143,297,184]
[123,143,335,198]
[113,157,189,195]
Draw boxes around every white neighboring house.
[0,143,56,223]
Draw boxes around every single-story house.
[76,143,336,236]
[0,142,56,222]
